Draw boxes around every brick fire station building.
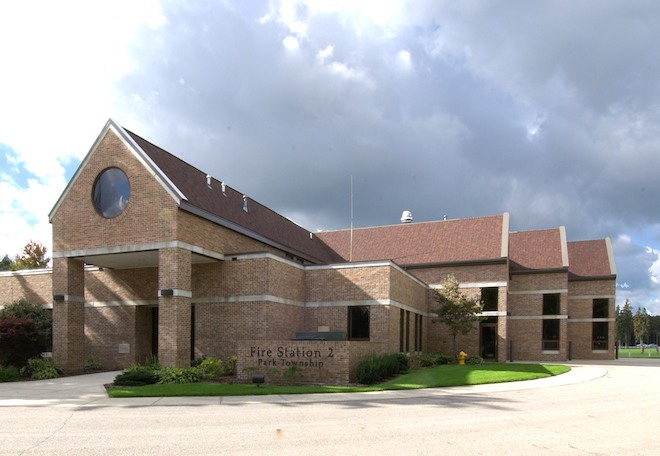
[0,120,616,383]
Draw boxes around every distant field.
[618,347,660,359]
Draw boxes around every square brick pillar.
[158,247,192,367]
[497,286,508,362]
[52,257,85,373]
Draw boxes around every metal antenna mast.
[350,175,354,262]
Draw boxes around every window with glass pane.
[348,306,370,340]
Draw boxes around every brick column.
[52,257,85,373]
[158,247,192,367]
[498,286,508,361]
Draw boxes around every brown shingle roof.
[568,239,615,279]
[509,228,566,272]
[316,214,506,265]
[126,129,340,264]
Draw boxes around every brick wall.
[508,272,569,361]
[0,270,52,306]
[410,263,508,286]
[51,130,179,253]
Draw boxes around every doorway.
[481,323,497,360]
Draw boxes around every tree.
[616,300,634,347]
[0,317,41,367]
[633,307,650,352]
[0,298,52,352]
[0,254,11,271]
[433,275,482,355]
[10,240,50,270]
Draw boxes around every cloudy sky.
[1,1,659,313]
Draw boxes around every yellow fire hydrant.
[458,351,467,366]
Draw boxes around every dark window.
[481,287,499,311]
[542,319,560,351]
[543,294,560,315]
[190,304,196,362]
[348,306,370,340]
[592,322,608,350]
[92,167,130,218]
[399,308,404,352]
[593,299,609,318]
[542,294,561,350]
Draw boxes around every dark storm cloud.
[115,1,660,311]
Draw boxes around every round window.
[92,167,130,218]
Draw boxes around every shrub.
[84,355,102,371]
[410,353,435,369]
[0,317,42,367]
[113,368,158,386]
[356,353,408,385]
[0,364,20,382]
[195,355,237,379]
[433,354,454,365]
[466,355,484,365]
[393,352,410,372]
[20,358,63,380]
[0,298,51,352]
[283,365,303,385]
[154,366,204,384]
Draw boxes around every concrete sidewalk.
[0,363,609,408]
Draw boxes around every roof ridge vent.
[401,210,413,223]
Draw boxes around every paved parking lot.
[1,359,658,455]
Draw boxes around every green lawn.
[617,347,660,359]
[107,363,570,398]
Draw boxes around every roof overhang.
[52,241,224,270]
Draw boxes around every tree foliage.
[0,254,11,271]
[433,275,482,355]
[633,307,650,351]
[10,240,50,270]
[0,316,42,367]
[0,298,52,352]
[616,300,634,347]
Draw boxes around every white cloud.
[282,35,300,52]
[317,45,334,64]
[396,50,413,71]
[648,247,660,285]
[0,0,165,256]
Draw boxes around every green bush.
[410,353,435,368]
[466,355,484,365]
[433,354,455,365]
[20,358,63,380]
[283,365,303,385]
[356,353,409,385]
[0,364,20,382]
[84,355,102,371]
[393,352,409,372]
[113,368,158,386]
[195,355,237,379]
[154,366,204,384]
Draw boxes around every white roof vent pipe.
[401,210,413,223]
[206,174,212,188]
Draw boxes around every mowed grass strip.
[617,347,660,359]
[107,363,570,398]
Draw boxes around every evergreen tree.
[617,300,634,347]
[0,254,11,271]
